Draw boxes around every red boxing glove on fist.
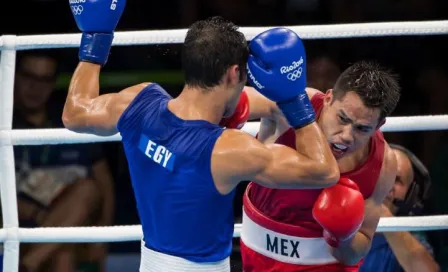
[220,90,250,129]
[312,178,365,248]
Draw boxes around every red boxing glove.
[219,90,250,129]
[312,178,365,248]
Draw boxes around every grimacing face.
[319,90,382,159]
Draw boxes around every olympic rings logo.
[286,67,303,81]
[71,5,84,15]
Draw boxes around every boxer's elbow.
[324,161,340,185]
[62,101,93,134]
[62,111,90,134]
[322,148,340,186]
[311,160,340,187]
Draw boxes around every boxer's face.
[385,149,413,214]
[320,90,381,159]
[15,56,57,113]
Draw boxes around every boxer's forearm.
[293,122,339,181]
[245,86,277,120]
[383,232,439,272]
[63,62,101,123]
[330,231,371,265]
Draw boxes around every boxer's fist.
[247,28,314,128]
[70,0,125,33]
[247,28,306,101]
[312,178,365,248]
[69,0,126,65]
[220,90,250,129]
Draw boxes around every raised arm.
[64,0,141,136]
[245,86,323,121]
[62,62,145,136]
[245,86,278,120]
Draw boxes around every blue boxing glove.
[247,27,315,129]
[69,0,126,66]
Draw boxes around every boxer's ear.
[324,89,333,105]
[376,118,386,130]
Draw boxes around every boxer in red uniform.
[239,59,401,271]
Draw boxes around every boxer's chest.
[339,155,380,199]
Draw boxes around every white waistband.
[241,209,338,265]
[139,241,230,272]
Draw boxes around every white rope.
[0,215,446,243]
[1,114,447,146]
[1,20,448,50]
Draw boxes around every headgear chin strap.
[390,144,431,216]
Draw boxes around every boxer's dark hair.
[182,16,248,89]
[332,61,401,121]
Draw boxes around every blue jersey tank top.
[361,233,434,272]
[116,83,236,263]
[360,234,400,272]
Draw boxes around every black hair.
[333,61,401,121]
[182,16,248,89]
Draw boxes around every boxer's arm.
[211,129,339,194]
[62,62,146,136]
[245,86,278,120]
[330,145,397,265]
[245,86,320,121]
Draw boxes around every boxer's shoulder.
[381,143,398,181]
[120,82,152,97]
[128,82,170,98]
[371,142,397,202]
[119,82,171,111]
[211,129,273,193]
[116,82,170,137]
[213,129,268,168]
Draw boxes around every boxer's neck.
[337,141,371,173]
[169,86,228,125]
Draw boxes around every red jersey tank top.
[249,92,385,234]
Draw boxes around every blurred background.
[1,0,448,271]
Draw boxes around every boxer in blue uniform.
[64,1,339,271]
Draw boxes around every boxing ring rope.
[1,215,448,244]
[1,114,448,146]
[2,20,448,49]
[1,19,448,271]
